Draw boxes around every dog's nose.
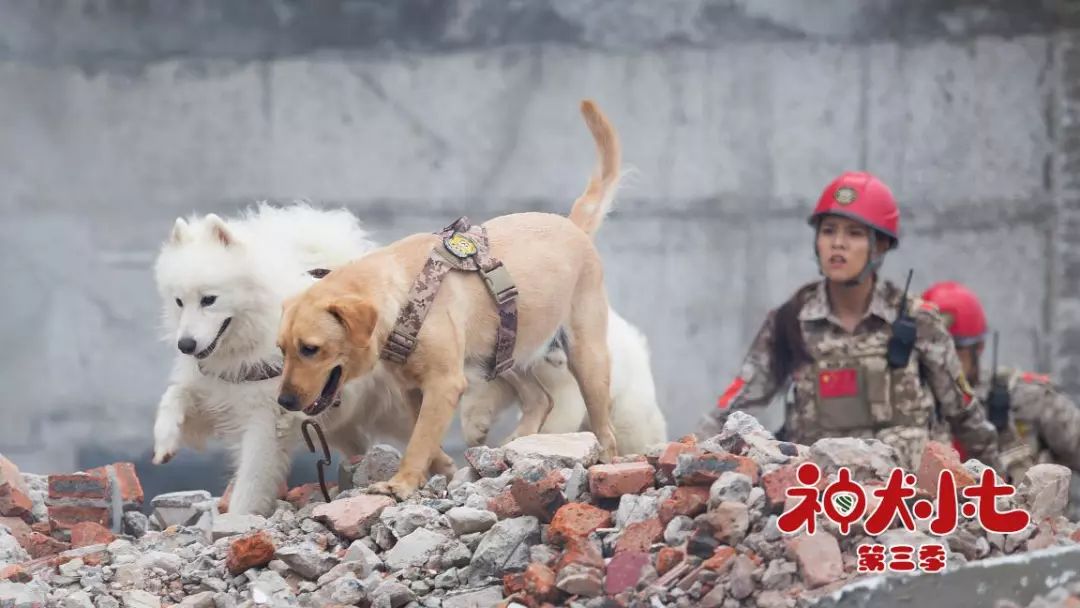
[177,337,197,354]
[278,393,300,411]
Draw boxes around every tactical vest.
[784,297,934,444]
[994,367,1054,480]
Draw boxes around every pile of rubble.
[1,412,1078,608]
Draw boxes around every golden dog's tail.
[568,99,622,239]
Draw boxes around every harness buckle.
[481,263,518,304]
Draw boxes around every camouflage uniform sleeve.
[695,309,785,439]
[1014,382,1080,471]
[914,304,1003,472]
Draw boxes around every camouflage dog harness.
[381,216,519,380]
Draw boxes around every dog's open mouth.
[305,365,343,415]
[195,318,232,359]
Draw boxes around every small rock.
[249,570,295,604]
[326,576,368,604]
[563,464,589,503]
[371,579,414,608]
[503,433,602,469]
[470,516,541,580]
[150,490,212,528]
[384,528,450,571]
[1019,464,1072,520]
[697,501,749,545]
[448,467,480,494]
[344,540,384,575]
[664,516,694,546]
[464,447,508,478]
[434,567,459,589]
[615,494,659,529]
[441,586,504,608]
[761,559,797,590]
[276,542,339,579]
[211,514,265,541]
[615,518,664,555]
[122,512,149,538]
[530,543,560,568]
[425,475,449,496]
[446,507,497,536]
[313,494,396,540]
[810,437,898,482]
[97,596,121,608]
[120,589,161,608]
[178,592,216,608]
[708,472,752,506]
[440,540,473,569]
[352,444,402,487]
[556,562,603,597]
[756,590,796,608]
[656,546,684,576]
[138,550,184,574]
[382,504,442,538]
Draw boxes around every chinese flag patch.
[717,377,746,409]
[818,368,859,399]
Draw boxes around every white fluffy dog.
[152,203,414,516]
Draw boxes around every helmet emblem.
[834,187,858,205]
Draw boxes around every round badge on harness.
[444,233,478,259]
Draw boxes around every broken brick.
[787,532,843,588]
[0,564,30,583]
[0,517,32,548]
[658,443,703,477]
[86,462,145,507]
[605,551,649,595]
[25,532,69,559]
[227,530,276,575]
[614,518,663,555]
[557,538,604,572]
[48,473,109,501]
[47,505,110,533]
[655,547,684,576]
[762,464,800,513]
[285,483,334,510]
[658,486,710,525]
[0,483,32,523]
[549,503,612,546]
[521,562,560,604]
[488,489,524,520]
[674,452,760,486]
[917,441,976,497]
[588,463,655,498]
[702,545,736,573]
[70,522,115,548]
[697,502,749,545]
[511,470,567,523]
[311,495,395,540]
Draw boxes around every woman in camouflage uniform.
[696,171,1002,473]
[922,280,1080,483]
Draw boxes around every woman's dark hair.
[769,283,816,382]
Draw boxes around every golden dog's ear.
[326,295,378,348]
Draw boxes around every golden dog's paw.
[366,473,422,501]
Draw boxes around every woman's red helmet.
[808,171,900,248]
[921,281,988,346]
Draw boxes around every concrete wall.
[0,0,1076,498]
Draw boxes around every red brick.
[511,470,567,523]
[312,495,395,540]
[702,545,736,573]
[762,464,800,513]
[47,505,110,532]
[227,530,276,575]
[0,565,30,583]
[675,452,760,486]
[70,522,115,548]
[0,483,32,523]
[787,532,843,588]
[0,516,32,549]
[25,532,69,559]
[677,434,699,447]
[548,503,612,546]
[917,441,976,497]
[614,518,663,555]
[48,473,109,501]
[655,547,684,576]
[556,537,604,572]
[658,443,703,476]
[86,463,144,506]
[605,551,649,595]
[488,490,524,520]
[1072,529,1080,543]
[0,457,29,496]
[285,483,334,510]
[503,571,527,597]
[521,563,560,604]
[588,463,655,498]
[658,486,710,525]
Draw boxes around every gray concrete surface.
[813,544,1080,608]
[0,1,1077,499]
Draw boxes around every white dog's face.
[154,214,264,360]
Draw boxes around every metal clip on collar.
[301,419,333,503]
